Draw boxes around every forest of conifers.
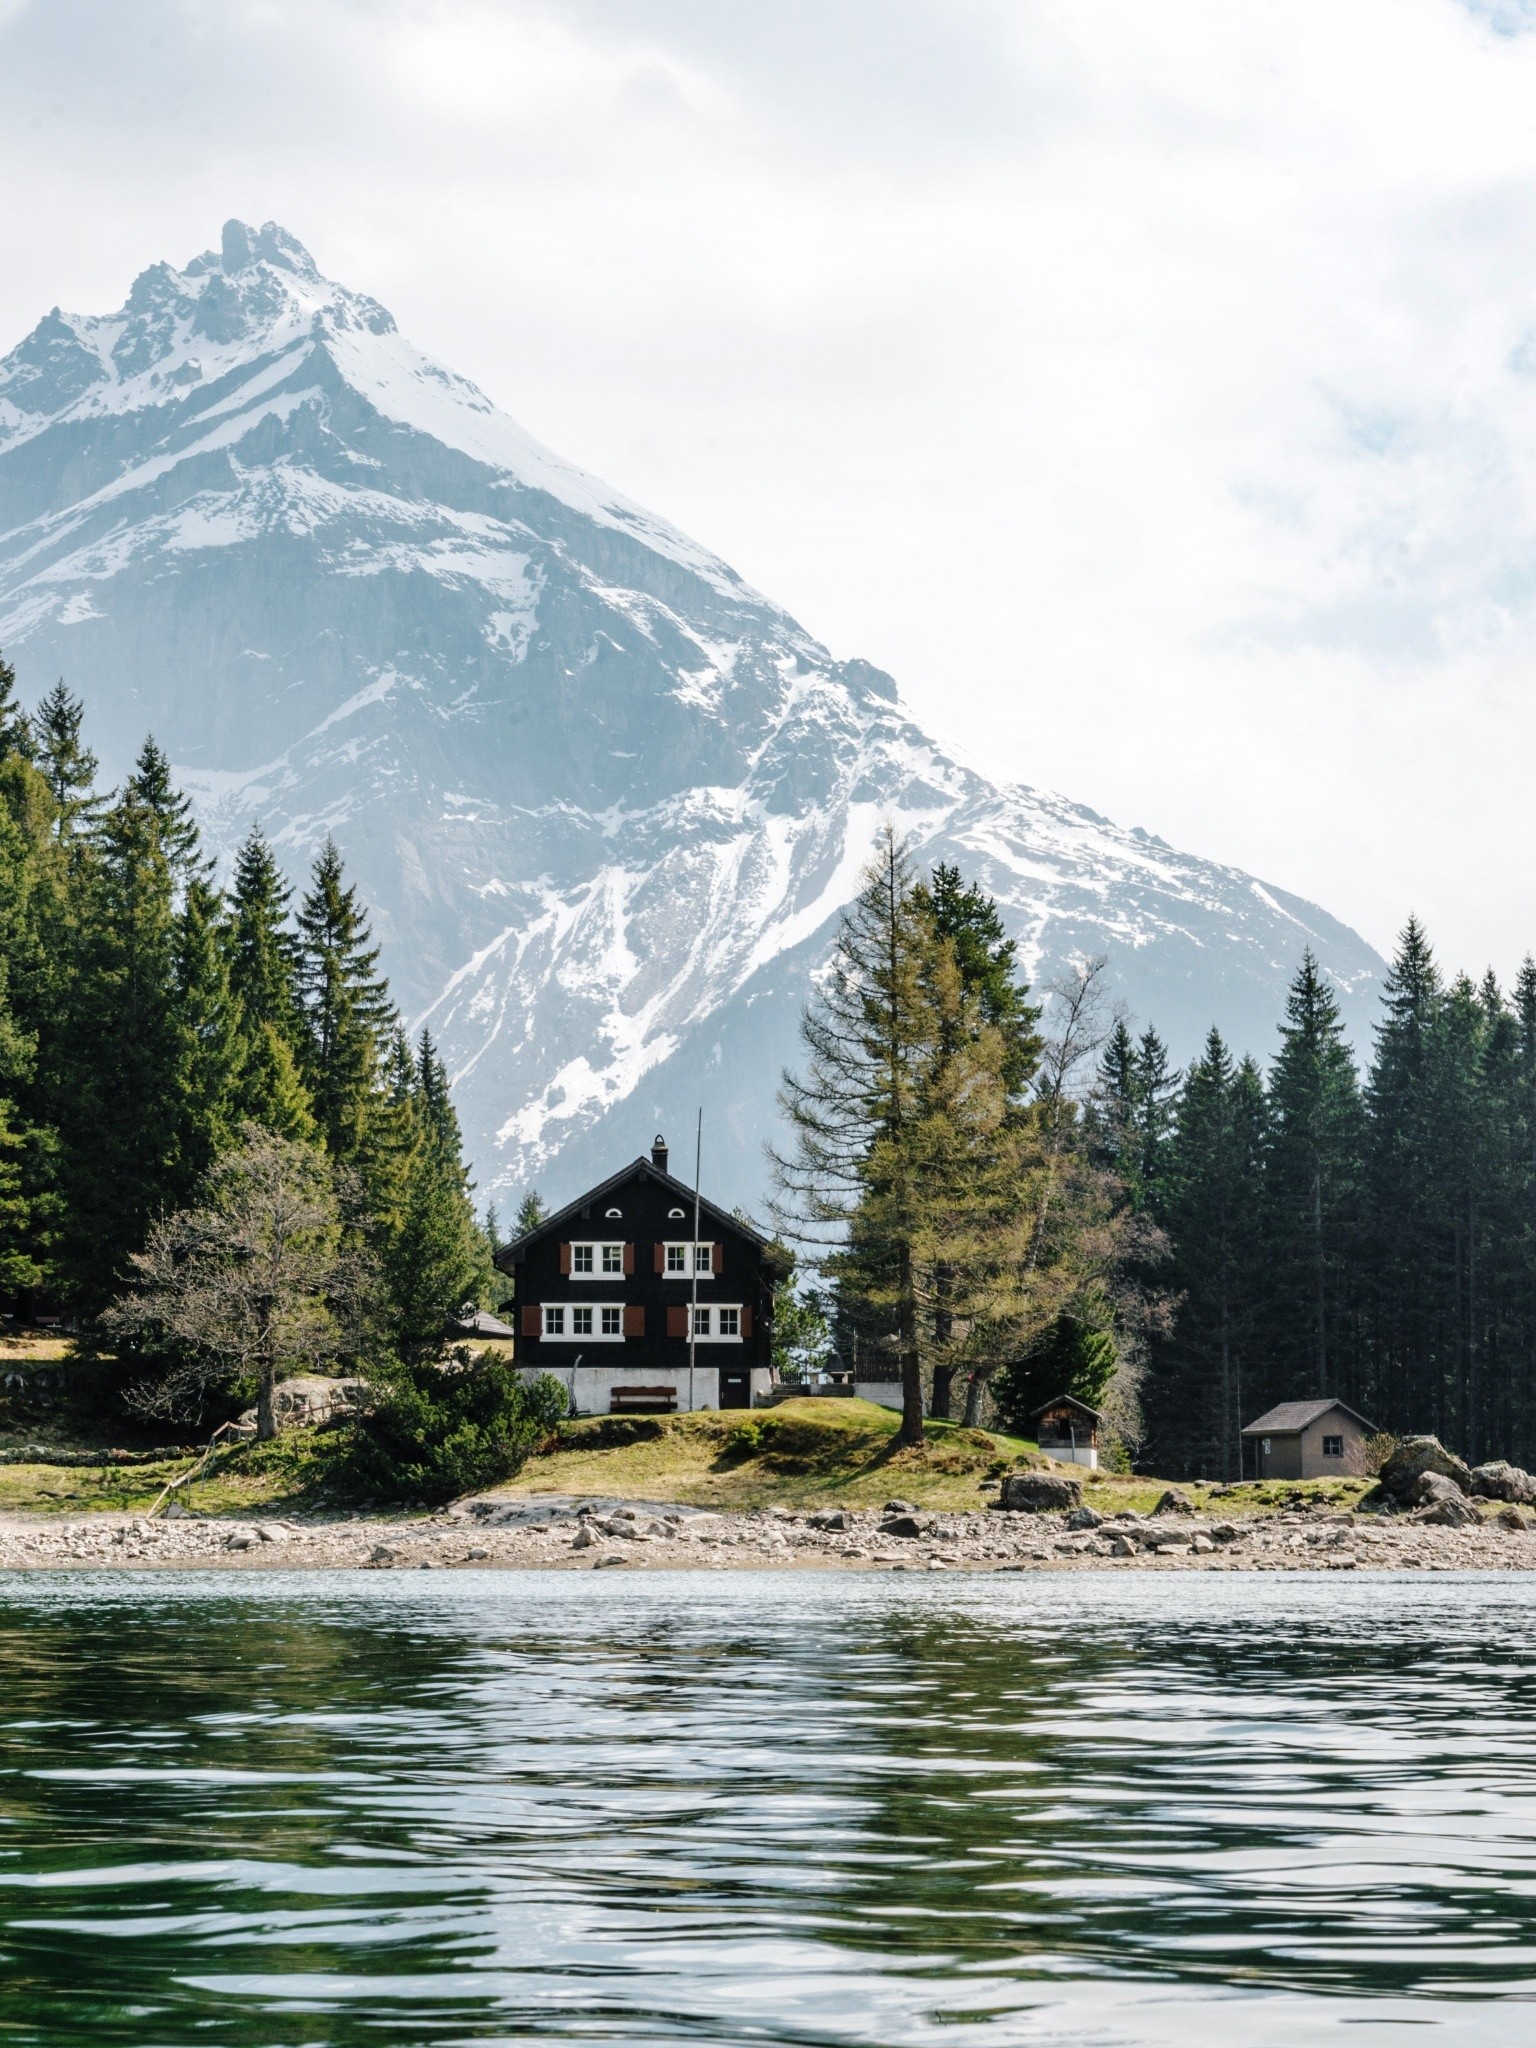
[4,648,1532,1483]
[1121,928,1536,1480]
[0,655,495,1391]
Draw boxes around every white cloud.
[5,0,1536,977]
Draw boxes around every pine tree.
[384,1030,491,1359]
[50,790,181,1308]
[295,838,395,1165]
[1364,919,1446,1435]
[514,1190,548,1236]
[772,828,951,1444]
[126,737,203,884]
[1143,1032,1267,1479]
[171,878,245,1186]
[1266,950,1365,1413]
[0,650,35,763]
[32,681,99,839]
[1091,1022,1180,1212]
[913,862,1042,1100]
[226,828,302,1042]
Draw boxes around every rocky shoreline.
[1,1493,1534,1572]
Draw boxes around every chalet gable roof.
[1030,1394,1102,1423]
[494,1155,776,1272]
[1241,1398,1376,1438]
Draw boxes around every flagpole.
[689,1107,701,1411]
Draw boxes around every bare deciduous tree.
[105,1125,356,1439]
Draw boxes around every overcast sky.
[4,0,1536,979]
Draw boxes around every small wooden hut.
[1029,1394,1101,1469]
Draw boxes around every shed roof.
[1241,1398,1376,1438]
[447,1305,515,1339]
[1030,1394,1102,1423]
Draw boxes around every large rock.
[1411,1492,1484,1528]
[237,1375,367,1434]
[1407,1471,1467,1512]
[999,1472,1082,1513]
[1152,1488,1195,1516]
[1469,1461,1536,1505]
[1377,1436,1471,1501]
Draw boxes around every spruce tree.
[1266,950,1365,1412]
[32,681,99,839]
[1364,919,1446,1435]
[913,862,1042,1099]
[50,790,181,1308]
[1144,1032,1267,1478]
[0,650,34,763]
[295,838,395,1165]
[384,1030,490,1358]
[171,878,246,1185]
[126,737,203,884]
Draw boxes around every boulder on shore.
[1469,1460,1536,1505]
[1363,1436,1472,1512]
[1407,1471,1467,1511]
[999,1471,1081,1513]
[1152,1487,1195,1516]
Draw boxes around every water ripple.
[1,1571,1534,2045]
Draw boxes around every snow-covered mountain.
[0,221,1383,1208]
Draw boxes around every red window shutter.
[559,1242,571,1275]
[666,1304,688,1339]
[521,1305,541,1338]
[623,1243,635,1276]
[653,1242,665,1274]
[711,1242,723,1274]
[623,1305,645,1338]
[740,1305,752,1338]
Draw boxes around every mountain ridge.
[0,220,1384,1209]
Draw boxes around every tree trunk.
[897,1240,924,1446]
[257,1361,277,1441]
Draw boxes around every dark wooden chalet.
[494,1135,787,1415]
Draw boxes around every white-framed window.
[664,1241,715,1277]
[690,1304,743,1343]
[542,1302,626,1342]
[570,1242,624,1280]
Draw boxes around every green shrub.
[347,1350,567,1505]
[720,1419,764,1461]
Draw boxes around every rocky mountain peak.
[0,227,1384,1207]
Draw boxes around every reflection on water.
[1,1572,1534,2046]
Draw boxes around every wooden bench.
[610,1385,678,1415]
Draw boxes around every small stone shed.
[1241,1398,1376,1480]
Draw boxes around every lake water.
[1,1573,1534,2047]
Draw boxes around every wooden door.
[718,1364,751,1409]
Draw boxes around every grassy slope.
[0,1391,1374,1521]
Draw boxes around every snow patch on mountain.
[0,221,1385,1206]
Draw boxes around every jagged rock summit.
[0,222,1383,1205]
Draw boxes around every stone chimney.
[651,1133,669,1173]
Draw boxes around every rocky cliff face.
[0,221,1382,1207]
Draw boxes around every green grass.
[491,1398,1060,1511]
[0,1394,1379,1519]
